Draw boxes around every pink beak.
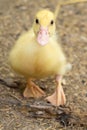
[37,27,49,46]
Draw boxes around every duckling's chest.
[29,42,62,76]
[14,40,64,78]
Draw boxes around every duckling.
[9,9,67,106]
[9,0,87,106]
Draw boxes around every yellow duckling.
[9,9,68,106]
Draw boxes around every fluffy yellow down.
[9,9,66,79]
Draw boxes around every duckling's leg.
[46,76,66,106]
[23,79,45,98]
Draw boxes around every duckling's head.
[33,9,56,46]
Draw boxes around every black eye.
[36,19,39,24]
[50,20,54,25]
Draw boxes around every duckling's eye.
[50,20,54,25]
[36,19,39,24]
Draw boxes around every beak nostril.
[37,26,49,46]
[39,26,49,35]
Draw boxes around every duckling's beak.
[37,26,49,46]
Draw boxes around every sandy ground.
[0,0,87,130]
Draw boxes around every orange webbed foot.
[23,80,45,98]
[46,86,66,106]
[46,76,66,106]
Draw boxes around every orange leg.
[23,79,45,98]
[46,76,66,106]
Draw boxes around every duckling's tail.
[65,63,72,72]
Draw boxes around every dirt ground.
[0,0,87,130]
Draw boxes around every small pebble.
[81,80,86,84]
[75,85,79,90]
